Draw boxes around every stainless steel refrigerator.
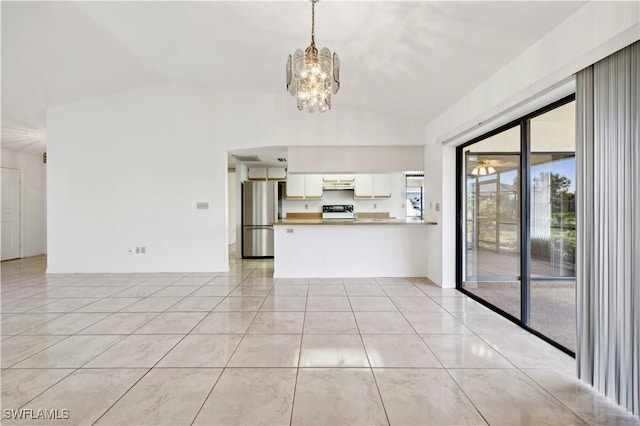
[242,181,277,258]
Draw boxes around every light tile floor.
[1,254,639,425]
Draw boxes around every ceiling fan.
[468,158,517,176]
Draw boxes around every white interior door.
[2,167,21,260]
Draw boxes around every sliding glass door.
[462,126,522,319]
[458,96,576,354]
[529,101,576,351]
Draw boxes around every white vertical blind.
[576,40,639,416]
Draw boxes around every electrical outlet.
[141,246,146,254]
[135,247,140,254]
[373,203,377,209]
[286,228,294,234]
[435,203,440,212]
[305,204,308,210]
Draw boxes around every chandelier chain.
[311,0,316,46]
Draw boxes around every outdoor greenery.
[467,171,576,272]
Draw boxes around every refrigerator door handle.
[242,226,274,257]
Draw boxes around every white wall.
[47,82,427,273]
[422,1,639,287]
[1,149,47,257]
[287,146,424,173]
[427,1,639,147]
[47,83,227,273]
[227,171,236,246]
[422,144,443,286]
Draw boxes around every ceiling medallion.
[286,0,340,113]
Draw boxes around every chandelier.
[286,0,340,113]
[471,161,496,176]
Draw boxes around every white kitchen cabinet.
[304,175,323,198]
[354,174,374,198]
[372,174,392,197]
[248,167,286,180]
[248,167,268,180]
[267,167,287,180]
[286,174,306,198]
[354,174,392,199]
[286,174,322,199]
[323,174,354,182]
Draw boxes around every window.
[457,95,576,354]
[406,174,424,220]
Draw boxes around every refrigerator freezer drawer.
[243,226,274,257]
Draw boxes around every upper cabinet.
[322,174,354,182]
[286,174,305,198]
[247,167,268,180]
[267,167,287,180]
[286,174,322,199]
[354,174,392,199]
[372,174,392,197]
[248,167,286,181]
[304,175,323,198]
[285,172,392,199]
[354,174,373,198]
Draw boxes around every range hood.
[323,181,354,191]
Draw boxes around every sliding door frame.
[456,94,576,356]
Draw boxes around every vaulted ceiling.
[1,1,587,154]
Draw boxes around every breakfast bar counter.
[274,219,437,225]
[272,219,437,278]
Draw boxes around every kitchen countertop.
[273,219,437,225]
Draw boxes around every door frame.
[455,94,576,356]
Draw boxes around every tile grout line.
[422,286,582,425]
[92,269,256,426]
[90,367,155,426]
[348,283,392,426]
[3,277,169,420]
[518,368,592,425]
[1,367,78,421]
[440,367,492,426]
[288,277,309,425]
[190,265,262,425]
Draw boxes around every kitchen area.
[233,146,437,279]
